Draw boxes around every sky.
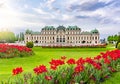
[0,0,120,39]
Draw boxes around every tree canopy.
[107,35,119,43]
[0,31,16,43]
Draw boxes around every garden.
[0,44,120,84]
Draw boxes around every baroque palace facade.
[25,26,100,46]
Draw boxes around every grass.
[0,45,118,83]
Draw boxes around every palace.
[24,26,100,46]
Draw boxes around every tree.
[0,31,16,43]
[107,36,114,43]
[19,32,24,41]
[116,35,120,48]
[15,34,19,41]
[113,35,118,42]
[15,32,24,41]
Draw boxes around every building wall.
[25,28,100,46]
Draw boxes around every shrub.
[117,43,120,50]
[26,41,34,48]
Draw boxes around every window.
[68,37,69,40]
[84,37,86,40]
[95,37,97,40]
[53,37,54,40]
[81,37,83,40]
[82,41,86,44]
[63,38,65,42]
[57,38,59,42]
[87,37,88,40]
[60,38,62,42]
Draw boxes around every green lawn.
[0,46,119,83]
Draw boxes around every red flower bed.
[0,44,33,58]
[3,49,120,84]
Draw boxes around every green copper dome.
[67,26,81,30]
[91,29,99,34]
[57,25,66,32]
[42,26,55,30]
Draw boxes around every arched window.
[95,37,97,40]
[68,37,69,40]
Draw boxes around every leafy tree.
[15,34,19,41]
[113,35,118,42]
[19,32,24,41]
[107,36,114,43]
[15,32,24,41]
[0,31,16,43]
[116,35,120,48]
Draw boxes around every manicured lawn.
[0,46,117,83]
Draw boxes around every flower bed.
[0,44,33,58]
[2,49,120,84]
[42,44,106,48]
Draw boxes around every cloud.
[67,0,114,12]
[0,0,120,38]
[33,8,48,15]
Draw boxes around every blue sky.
[0,0,120,38]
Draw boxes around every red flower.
[92,62,101,70]
[12,67,23,75]
[104,58,111,64]
[94,55,101,60]
[45,75,52,80]
[33,65,47,75]
[50,65,57,70]
[101,51,109,59]
[67,58,76,65]
[49,59,64,66]
[85,57,94,64]
[76,57,85,65]
[74,65,84,73]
